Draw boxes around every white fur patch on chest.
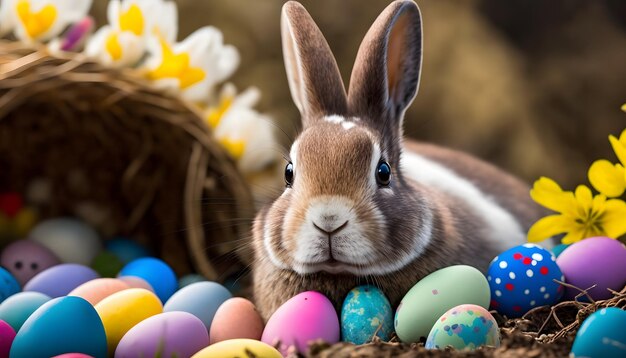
[401,151,526,250]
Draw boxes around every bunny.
[252,0,544,321]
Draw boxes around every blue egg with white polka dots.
[341,285,393,345]
[487,244,563,318]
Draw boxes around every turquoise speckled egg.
[341,285,393,344]
[426,304,500,350]
[570,307,626,358]
[10,296,107,358]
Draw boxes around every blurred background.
[90,0,626,189]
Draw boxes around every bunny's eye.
[285,162,294,187]
[376,161,391,187]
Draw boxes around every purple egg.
[557,237,626,300]
[114,311,209,358]
[0,320,16,357]
[24,264,100,298]
[1,240,61,286]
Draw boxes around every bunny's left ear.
[348,0,422,124]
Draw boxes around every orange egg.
[210,297,264,344]
[68,278,130,305]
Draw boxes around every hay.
[0,41,254,279]
[305,285,626,357]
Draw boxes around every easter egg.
[0,320,16,357]
[557,237,626,301]
[10,296,107,358]
[488,244,563,317]
[118,258,176,302]
[0,239,61,286]
[117,276,154,292]
[179,274,207,289]
[426,304,500,350]
[69,278,131,305]
[52,354,95,358]
[395,265,490,343]
[105,238,150,264]
[24,264,100,298]
[0,291,51,331]
[210,297,264,344]
[115,311,208,358]
[29,218,101,265]
[570,307,626,358]
[341,285,393,344]
[0,267,20,303]
[164,281,231,330]
[262,291,339,355]
[90,251,124,278]
[192,339,282,358]
[94,288,163,352]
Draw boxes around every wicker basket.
[0,41,254,280]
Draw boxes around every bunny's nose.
[313,220,348,236]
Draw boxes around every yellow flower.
[528,177,626,244]
[12,0,92,42]
[588,129,626,198]
[85,0,176,66]
[143,27,239,103]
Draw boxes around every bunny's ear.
[348,0,422,126]
[281,1,348,125]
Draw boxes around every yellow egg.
[192,339,282,358]
[94,288,162,352]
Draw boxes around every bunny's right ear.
[281,1,348,126]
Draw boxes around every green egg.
[91,251,124,278]
[394,265,490,343]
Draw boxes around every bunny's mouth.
[297,258,363,275]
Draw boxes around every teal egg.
[10,296,107,358]
[341,285,393,344]
[0,291,51,332]
[570,307,626,358]
[426,304,500,350]
[552,244,569,258]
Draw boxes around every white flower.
[12,0,92,43]
[0,0,16,36]
[144,26,239,103]
[85,0,176,67]
[206,84,277,174]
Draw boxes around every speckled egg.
[68,278,131,305]
[557,237,626,301]
[210,297,264,344]
[192,339,282,358]
[0,319,16,357]
[10,296,107,358]
[29,218,101,265]
[426,304,500,350]
[0,291,51,331]
[0,267,20,303]
[115,311,209,358]
[118,258,176,302]
[395,265,490,343]
[0,239,61,286]
[24,264,100,298]
[341,285,393,344]
[570,307,626,358]
[262,291,340,356]
[164,281,231,330]
[94,288,163,352]
[488,244,563,317]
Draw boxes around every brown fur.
[252,0,545,321]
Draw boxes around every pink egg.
[210,297,264,344]
[262,291,339,355]
[0,240,61,286]
[68,278,131,306]
[51,354,94,358]
[0,320,16,357]
[117,276,154,292]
